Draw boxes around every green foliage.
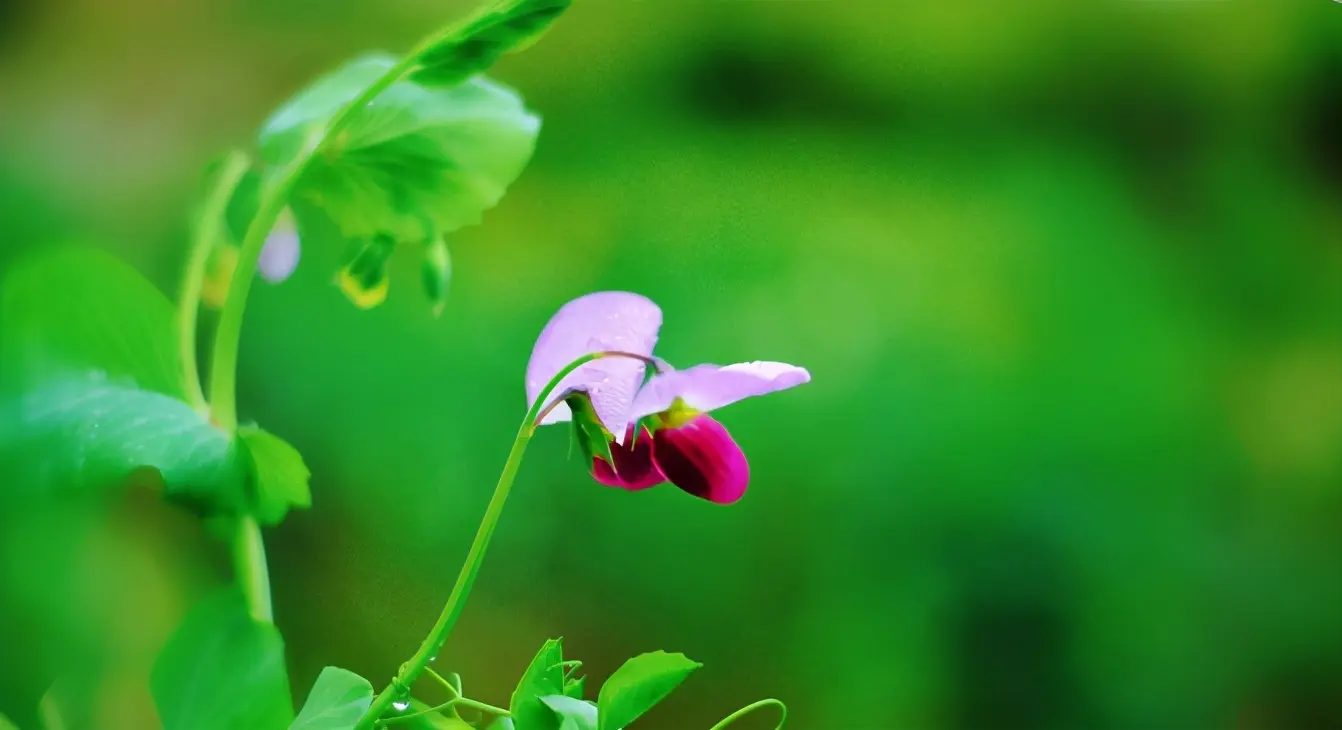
[0,377,245,507]
[509,638,566,730]
[259,54,539,245]
[0,714,16,730]
[595,652,701,730]
[239,425,312,525]
[0,247,246,507]
[386,699,473,729]
[539,696,597,730]
[412,0,572,87]
[562,675,585,700]
[290,667,373,730]
[151,591,294,730]
[0,246,186,398]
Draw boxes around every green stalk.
[355,351,651,730]
[206,13,491,431]
[178,149,249,414]
[233,515,273,623]
[203,15,477,626]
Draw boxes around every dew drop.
[392,701,410,712]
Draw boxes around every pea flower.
[526,291,809,504]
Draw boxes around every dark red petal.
[650,414,749,504]
[590,426,665,491]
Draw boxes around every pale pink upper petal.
[258,210,301,284]
[629,361,810,420]
[524,291,662,438]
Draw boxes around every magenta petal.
[591,427,665,491]
[525,292,662,438]
[651,415,749,505]
[630,361,809,421]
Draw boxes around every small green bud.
[421,237,452,317]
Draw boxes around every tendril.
[706,698,787,730]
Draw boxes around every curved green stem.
[355,350,640,730]
[205,8,503,431]
[178,149,249,414]
[203,15,454,627]
[707,699,787,730]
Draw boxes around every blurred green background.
[3,1,1342,729]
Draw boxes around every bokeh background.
[3,1,1342,729]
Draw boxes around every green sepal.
[422,236,452,317]
[567,394,613,466]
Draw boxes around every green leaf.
[509,638,565,730]
[289,667,372,730]
[539,696,597,730]
[238,425,311,525]
[0,713,17,730]
[411,0,572,87]
[151,590,294,730]
[385,700,472,729]
[260,55,539,244]
[0,246,186,399]
[562,674,586,700]
[595,652,701,730]
[0,376,246,507]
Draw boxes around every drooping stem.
[706,699,788,730]
[355,351,644,730]
[178,149,249,414]
[206,12,498,432]
[202,20,466,628]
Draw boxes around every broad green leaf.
[238,425,311,525]
[0,376,245,508]
[0,246,186,399]
[0,714,15,730]
[486,719,515,730]
[260,54,539,244]
[595,652,701,730]
[289,667,372,730]
[509,638,565,730]
[151,590,294,730]
[540,696,597,730]
[411,0,572,87]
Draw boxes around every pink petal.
[651,414,749,505]
[630,361,810,421]
[525,292,662,440]
[590,427,665,491]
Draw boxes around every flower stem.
[354,351,631,730]
[178,149,249,414]
[232,515,274,623]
